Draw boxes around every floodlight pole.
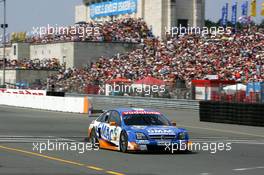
[1,0,7,87]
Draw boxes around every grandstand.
[77,0,205,38]
[1,1,263,101]
[1,18,263,99]
[47,25,263,99]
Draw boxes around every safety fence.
[200,101,264,127]
[82,94,199,111]
[0,88,198,114]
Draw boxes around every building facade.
[30,41,138,68]
[0,69,58,86]
[1,41,138,68]
[0,43,30,60]
[76,0,205,38]
[1,41,137,85]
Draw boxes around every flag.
[221,3,229,26]
[241,1,249,16]
[5,33,10,43]
[225,3,229,21]
[0,33,10,44]
[238,16,252,24]
[221,6,226,26]
[0,33,3,44]
[261,2,264,16]
[250,0,257,17]
[232,3,238,25]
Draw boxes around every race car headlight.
[135,132,148,140]
[178,132,186,140]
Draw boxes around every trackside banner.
[90,0,137,19]
[0,89,46,96]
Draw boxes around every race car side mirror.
[109,122,117,126]
[171,121,177,126]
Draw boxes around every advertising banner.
[0,88,46,96]
[90,0,137,19]
[231,3,237,25]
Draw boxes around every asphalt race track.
[0,105,264,175]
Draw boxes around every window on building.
[178,19,188,28]
[13,45,17,56]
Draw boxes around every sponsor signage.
[147,129,175,135]
[122,111,161,115]
[90,0,137,19]
[0,89,46,96]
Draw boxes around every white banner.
[0,89,46,96]
[0,93,89,114]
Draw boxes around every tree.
[259,19,264,28]
[205,20,220,28]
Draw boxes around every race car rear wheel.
[119,131,128,153]
[90,129,99,147]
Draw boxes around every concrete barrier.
[0,92,89,114]
[0,89,199,113]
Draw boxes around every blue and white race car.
[88,108,190,153]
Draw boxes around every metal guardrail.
[66,93,199,110]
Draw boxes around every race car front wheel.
[119,131,128,153]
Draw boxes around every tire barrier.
[46,91,65,97]
[200,101,264,127]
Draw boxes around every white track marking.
[192,141,264,145]
[191,139,264,143]
[0,135,77,143]
[233,166,264,171]
[231,142,264,145]
[0,135,85,138]
[180,125,264,138]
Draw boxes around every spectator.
[27,18,151,44]
[0,58,61,70]
[47,27,263,93]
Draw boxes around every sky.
[0,0,263,34]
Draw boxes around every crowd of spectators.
[3,18,263,94]
[47,26,264,93]
[0,58,61,70]
[28,18,152,44]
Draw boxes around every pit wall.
[0,92,89,114]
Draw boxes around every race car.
[88,108,189,153]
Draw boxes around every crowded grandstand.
[1,18,263,99]
[27,18,152,43]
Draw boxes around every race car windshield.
[123,114,170,126]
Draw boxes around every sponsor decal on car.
[98,123,119,141]
[147,129,175,135]
[136,140,150,145]
[122,111,161,115]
